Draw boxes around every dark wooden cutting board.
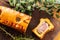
[0,0,60,40]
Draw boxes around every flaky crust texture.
[0,6,32,33]
[32,18,54,39]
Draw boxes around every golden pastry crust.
[32,18,54,39]
[54,32,60,40]
[0,6,32,33]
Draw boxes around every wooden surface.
[0,0,60,40]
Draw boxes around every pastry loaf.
[32,18,54,39]
[0,6,32,33]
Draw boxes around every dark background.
[0,0,60,40]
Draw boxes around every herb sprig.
[9,0,38,15]
[9,0,60,16]
[0,26,34,40]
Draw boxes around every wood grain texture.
[0,0,60,40]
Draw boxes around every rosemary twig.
[0,26,15,40]
[0,26,34,40]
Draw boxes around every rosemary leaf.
[56,14,60,18]
[0,26,15,40]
